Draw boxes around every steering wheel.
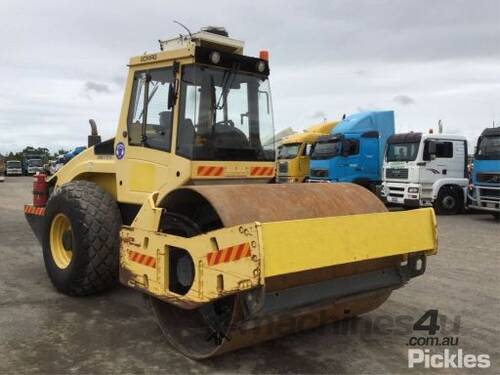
[214,119,235,127]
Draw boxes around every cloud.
[112,75,126,87]
[83,81,110,94]
[0,0,499,153]
[308,110,327,119]
[393,95,416,105]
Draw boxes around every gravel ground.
[0,176,498,374]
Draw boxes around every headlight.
[256,60,266,73]
[408,187,419,194]
[209,51,221,64]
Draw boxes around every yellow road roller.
[24,27,437,359]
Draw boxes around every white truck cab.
[380,132,468,215]
[5,160,23,176]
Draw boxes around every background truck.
[23,154,44,175]
[308,111,395,191]
[5,160,23,176]
[23,28,437,359]
[0,156,4,182]
[380,132,468,215]
[276,120,338,183]
[467,127,500,219]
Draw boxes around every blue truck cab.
[468,127,500,219]
[308,111,395,190]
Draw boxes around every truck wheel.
[434,186,462,215]
[42,181,122,296]
[492,213,500,220]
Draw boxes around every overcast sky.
[0,0,499,154]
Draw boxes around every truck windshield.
[7,161,21,167]
[476,135,500,160]
[177,65,275,161]
[311,139,341,160]
[278,143,301,159]
[28,159,42,167]
[386,143,419,162]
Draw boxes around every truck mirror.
[428,141,437,155]
[341,140,351,157]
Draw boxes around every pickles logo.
[408,349,490,369]
[407,310,490,369]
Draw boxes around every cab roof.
[129,29,245,67]
[282,121,339,145]
[482,127,500,137]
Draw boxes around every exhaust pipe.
[88,119,102,147]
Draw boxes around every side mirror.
[428,141,437,160]
[341,140,351,157]
[428,141,437,155]
[168,81,178,109]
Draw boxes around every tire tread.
[44,180,121,296]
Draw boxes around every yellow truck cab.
[276,120,338,183]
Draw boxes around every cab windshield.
[278,143,301,159]
[177,65,275,161]
[7,161,21,167]
[311,139,341,160]
[28,159,42,167]
[476,135,500,160]
[386,142,420,162]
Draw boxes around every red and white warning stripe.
[250,166,274,177]
[197,166,225,177]
[128,250,156,268]
[206,243,251,267]
[24,205,45,216]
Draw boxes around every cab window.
[343,139,360,156]
[128,67,174,152]
[423,140,453,160]
[436,142,453,158]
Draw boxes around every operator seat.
[145,111,172,151]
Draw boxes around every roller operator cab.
[23,29,438,359]
[276,121,338,183]
[468,127,500,219]
[380,133,468,215]
[309,111,395,191]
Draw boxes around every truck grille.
[278,162,288,174]
[388,186,405,198]
[310,169,328,178]
[477,173,500,184]
[386,168,409,179]
[479,188,500,199]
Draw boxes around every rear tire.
[434,186,462,215]
[42,180,122,296]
